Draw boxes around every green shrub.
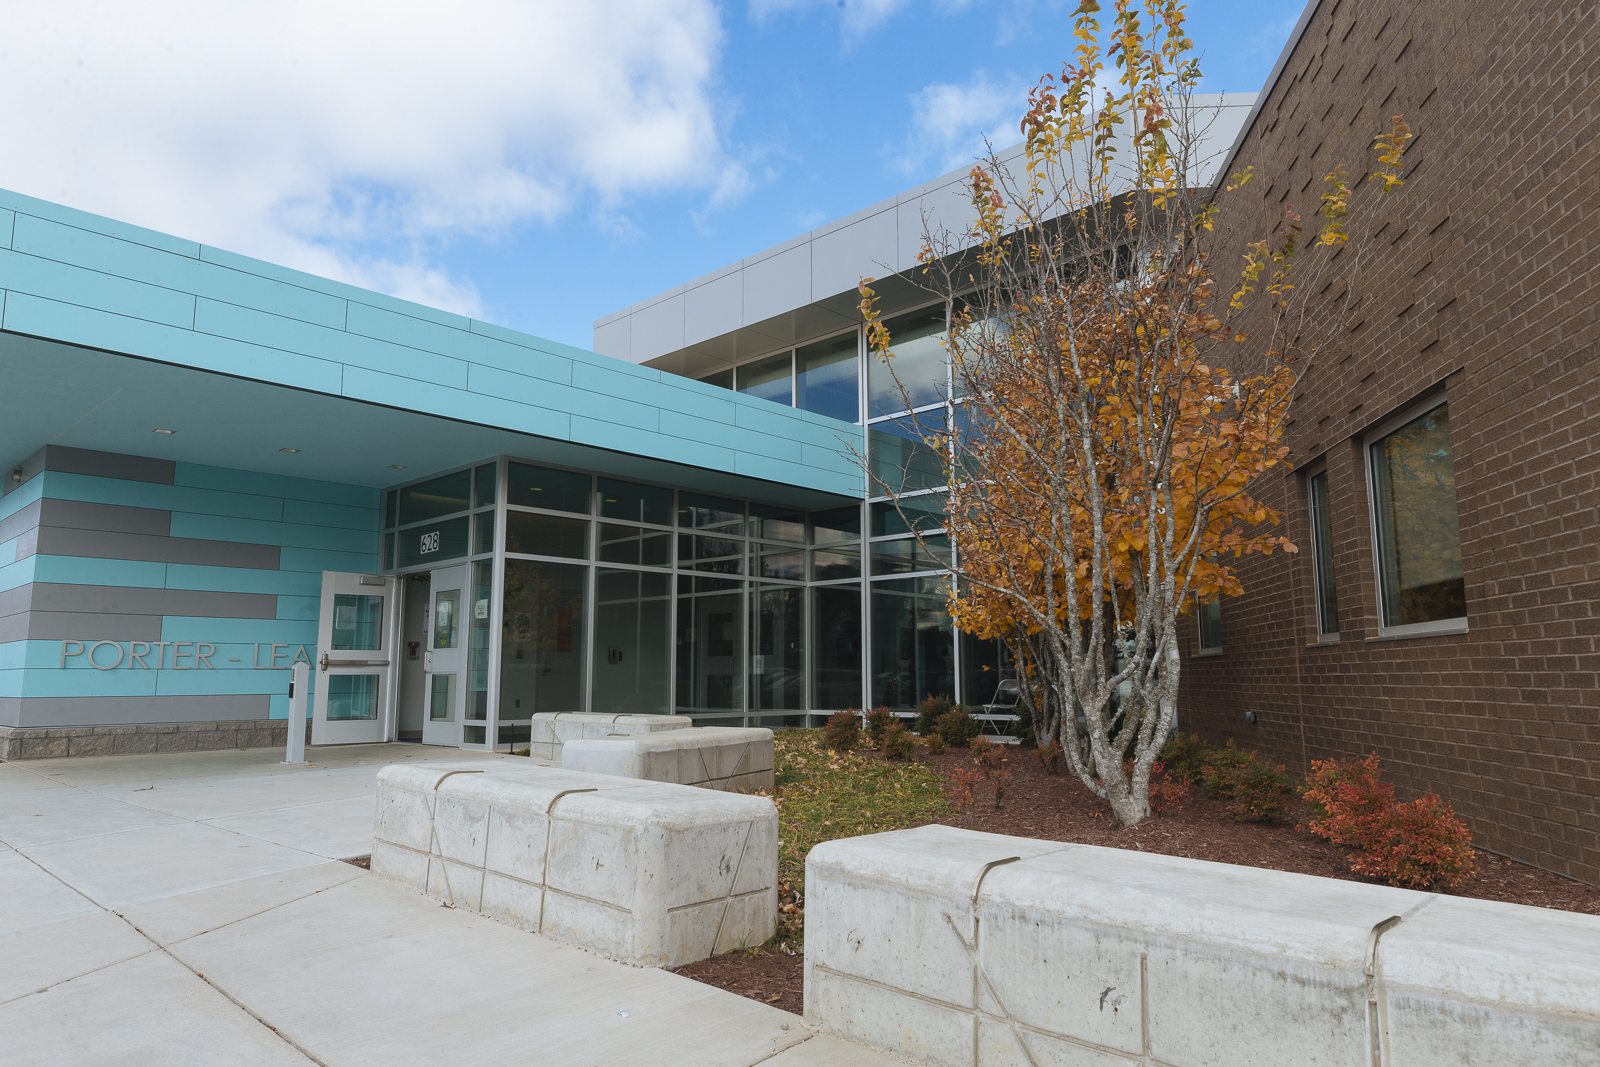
[914,694,956,735]
[882,723,916,761]
[864,706,896,746]
[1198,740,1254,797]
[822,709,860,752]
[1158,732,1210,784]
[1221,757,1298,822]
[936,705,981,747]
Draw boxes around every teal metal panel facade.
[0,187,865,499]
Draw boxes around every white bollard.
[282,661,309,764]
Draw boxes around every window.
[1197,598,1222,653]
[796,333,860,422]
[1366,399,1467,635]
[868,305,947,417]
[737,353,794,406]
[1308,467,1338,637]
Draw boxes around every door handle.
[320,652,391,671]
[424,650,434,672]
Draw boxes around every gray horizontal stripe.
[7,694,273,728]
[33,526,280,570]
[14,528,37,559]
[0,584,30,617]
[39,498,171,537]
[39,445,175,485]
[0,498,41,543]
[30,582,278,619]
[0,614,24,644]
[21,611,164,641]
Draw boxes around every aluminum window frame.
[1305,460,1340,641]
[1362,393,1469,640]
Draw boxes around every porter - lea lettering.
[59,641,311,669]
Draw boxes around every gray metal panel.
[29,582,279,619]
[0,583,30,617]
[32,526,281,569]
[38,498,171,536]
[16,694,273,727]
[629,295,686,364]
[592,315,630,362]
[0,614,25,643]
[40,444,175,485]
[0,696,18,728]
[813,206,898,302]
[743,244,812,326]
[24,610,164,640]
[683,270,744,350]
[0,498,41,543]
[14,527,37,559]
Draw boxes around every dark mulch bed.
[672,946,804,1015]
[679,737,1600,1016]
[344,855,372,869]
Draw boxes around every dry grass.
[766,729,951,944]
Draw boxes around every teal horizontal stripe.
[280,547,379,573]
[43,470,284,521]
[168,512,376,553]
[31,555,168,587]
[0,556,38,592]
[174,463,376,510]
[0,475,44,521]
[276,595,320,621]
[160,617,317,643]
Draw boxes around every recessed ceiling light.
[153,428,176,435]
[388,464,407,470]
[279,448,300,454]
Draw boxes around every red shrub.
[822,709,861,752]
[882,722,916,761]
[1035,741,1063,774]
[1300,753,1394,849]
[1147,760,1193,814]
[864,706,896,746]
[1349,794,1477,889]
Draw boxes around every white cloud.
[900,70,1029,176]
[747,0,911,40]
[0,0,729,317]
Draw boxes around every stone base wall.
[0,719,306,760]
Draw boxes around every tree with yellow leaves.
[859,0,1409,827]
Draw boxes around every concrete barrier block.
[372,761,777,968]
[527,712,691,761]
[1379,896,1600,1064]
[561,726,774,791]
[804,825,1600,1067]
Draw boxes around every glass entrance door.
[311,572,399,745]
[421,564,468,746]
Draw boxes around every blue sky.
[0,1,1302,351]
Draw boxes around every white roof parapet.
[594,93,1257,377]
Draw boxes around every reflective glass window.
[811,584,862,709]
[868,305,947,417]
[500,560,587,716]
[811,544,861,581]
[871,576,954,710]
[1369,402,1466,629]
[598,523,672,567]
[507,463,591,514]
[797,333,860,423]
[700,368,734,390]
[593,569,672,716]
[679,534,744,574]
[599,479,673,525]
[505,512,589,559]
[750,503,805,544]
[468,561,492,721]
[385,490,398,529]
[328,675,379,721]
[676,584,742,714]
[679,493,743,532]
[1309,470,1339,636]
[399,470,471,525]
[868,412,947,495]
[750,585,803,712]
[472,511,495,555]
[474,464,497,507]
[810,504,861,545]
[1198,599,1223,650]
[870,535,951,576]
[738,352,794,406]
[398,516,469,568]
[871,494,947,537]
[756,543,806,581]
[331,594,383,650]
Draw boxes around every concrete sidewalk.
[0,744,893,1067]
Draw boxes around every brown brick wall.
[1180,0,1600,884]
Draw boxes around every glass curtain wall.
[698,328,862,424]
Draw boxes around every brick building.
[1179,0,1600,885]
